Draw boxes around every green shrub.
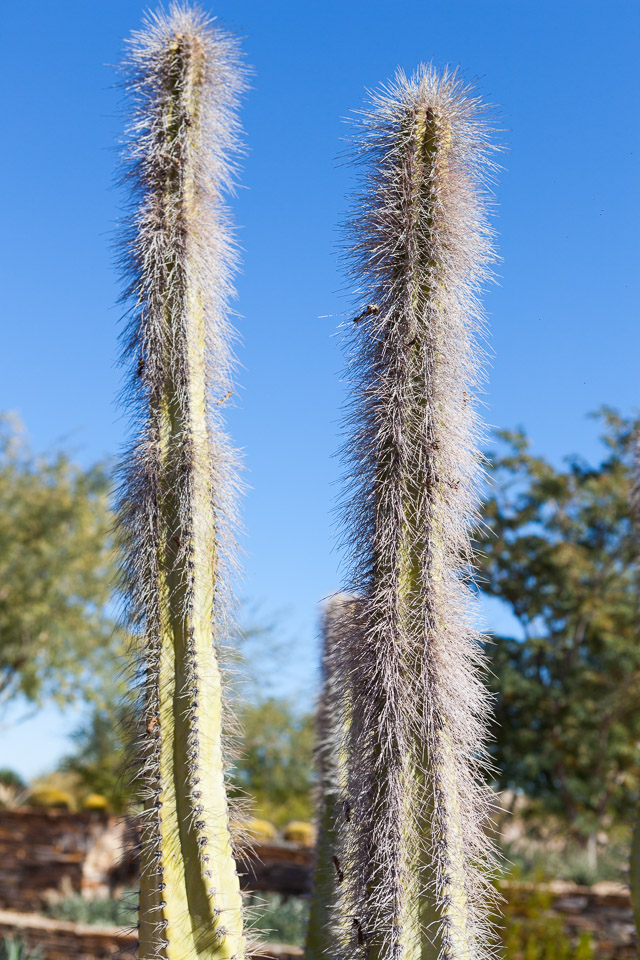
[502,836,628,887]
[41,880,600,957]
[44,889,137,928]
[498,876,595,960]
[250,893,309,945]
[0,770,25,790]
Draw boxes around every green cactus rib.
[116,8,245,960]
[405,107,471,960]
[333,68,498,960]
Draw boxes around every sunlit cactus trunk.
[116,7,246,959]
[334,68,498,960]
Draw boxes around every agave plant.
[0,940,42,960]
[116,6,246,959]
[322,67,499,960]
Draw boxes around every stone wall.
[0,809,313,910]
[504,880,637,958]
[0,893,636,960]
[0,809,636,957]
[0,809,313,909]
[0,909,135,960]
[0,809,128,910]
[0,910,302,960]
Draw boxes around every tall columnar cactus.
[631,792,640,936]
[333,67,498,960]
[116,7,246,959]
[630,432,640,937]
[305,595,356,960]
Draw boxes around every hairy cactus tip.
[330,65,500,960]
[114,5,247,959]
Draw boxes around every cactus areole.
[331,68,499,960]
[116,7,246,959]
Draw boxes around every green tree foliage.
[61,706,133,813]
[497,879,594,960]
[58,606,316,823]
[0,769,25,789]
[231,699,314,827]
[61,695,315,826]
[478,409,640,834]
[0,415,121,709]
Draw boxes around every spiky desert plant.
[630,431,640,937]
[116,6,246,959]
[333,67,498,960]
[631,811,640,937]
[305,595,356,960]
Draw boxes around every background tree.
[477,409,640,841]
[61,694,315,824]
[61,705,134,813]
[230,699,314,828]
[0,414,122,710]
[0,769,25,789]
[58,602,316,824]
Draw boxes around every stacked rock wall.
[0,810,636,957]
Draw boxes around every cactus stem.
[117,6,246,959]
[333,66,499,960]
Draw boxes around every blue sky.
[1,0,639,779]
